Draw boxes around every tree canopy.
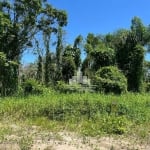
[1,0,150,95]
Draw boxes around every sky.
[22,0,150,64]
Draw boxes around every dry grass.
[0,121,149,150]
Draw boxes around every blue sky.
[22,0,150,64]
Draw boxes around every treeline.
[1,0,150,96]
[0,0,67,96]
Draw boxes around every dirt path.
[0,123,149,150]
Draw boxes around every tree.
[73,35,83,68]
[84,33,115,72]
[115,25,145,92]
[36,55,42,83]
[0,0,67,95]
[93,66,127,94]
[54,26,65,82]
[62,35,82,70]
[84,33,102,74]
[0,52,18,96]
[0,52,7,96]
[0,11,18,96]
[44,49,51,86]
[56,26,63,69]
[144,61,150,82]
[62,56,76,83]
[22,63,37,79]
[131,16,147,45]
[90,47,115,71]
[81,55,91,76]
[127,44,144,92]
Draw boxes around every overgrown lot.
[0,91,150,138]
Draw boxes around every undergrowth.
[0,91,150,138]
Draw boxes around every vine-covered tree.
[56,26,63,69]
[73,35,83,68]
[0,0,67,95]
[84,33,115,72]
[115,17,148,91]
[36,55,42,83]
[62,56,76,83]
[44,49,51,86]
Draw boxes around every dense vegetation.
[0,90,150,138]
[0,1,150,144]
[1,1,150,95]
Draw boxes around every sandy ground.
[0,123,149,150]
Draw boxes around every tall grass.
[0,91,150,137]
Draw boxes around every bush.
[22,79,43,95]
[102,116,129,134]
[55,81,87,93]
[93,66,127,94]
[145,82,150,92]
[56,81,78,93]
[90,47,115,70]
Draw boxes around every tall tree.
[0,0,67,95]
[73,35,83,68]
[0,52,18,96]
[115,17,147,92]
[44,49,51,86]
[84,33,115,72]
[127,44,144,91]
[56,26,63,69]
[131,16,147,45]
[62,56,76,83]
[36,55,42,83]
[43,30,52,86]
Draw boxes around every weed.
[0,92,149,138]
[18,136,32,150]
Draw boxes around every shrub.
[55,81,83,93]
[93,66,127,94]
[145,82,150,92]
[90,47,115,70]
[22,79,43,95]
[102,116,130,134]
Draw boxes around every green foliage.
[90,47,115,70]
[73,35,83,68]
[0,0,67,96]
[56,81,76,93]
[145,82,150,92]
[113,17,148,92]
[0,92,149,137]
[22,79,43,95]
[81,17,149,93]
[56,26,63,69]
[44,50,51,86]
[62,56,76,82]
[93,66,127,94]
[36,55,43,83]
[22,63,37,79]
[101,116,129,134]
[0,52,18,96]
[55,81,90,93]
[127,44,144,92]
[63,44,81,69]
[84,33,115,76]
[115,31,145,92]
[0,11,19,96]
[0,51,6,65]
[19,136,32,150]
[131,16,147,45]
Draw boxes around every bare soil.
[0,123,149,150]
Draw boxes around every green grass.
[0,90,150,138]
